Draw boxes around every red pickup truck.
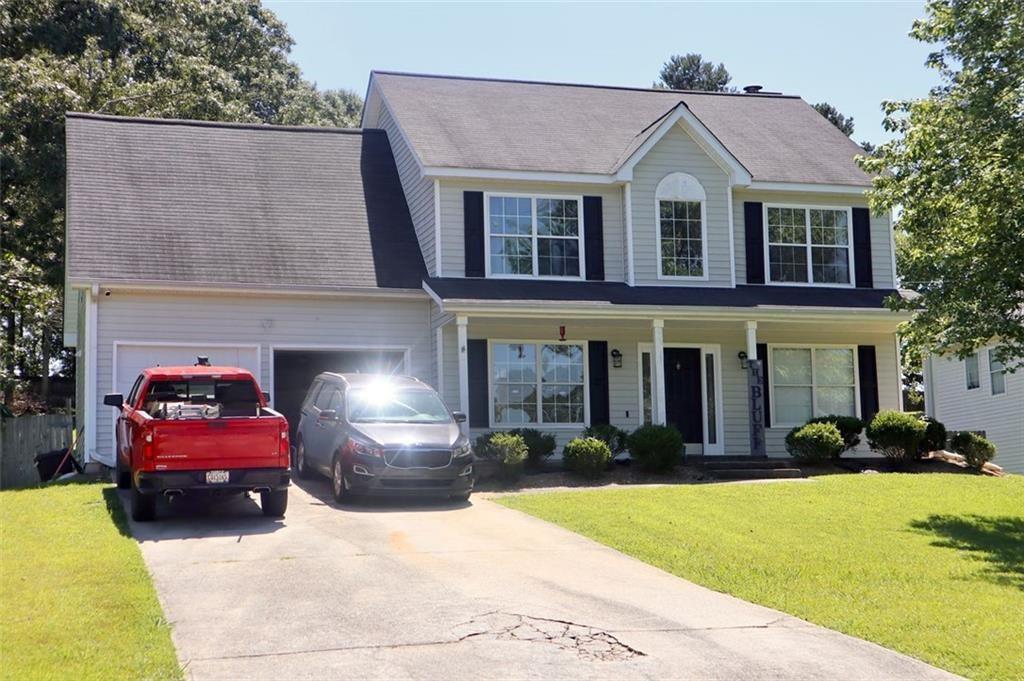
[105,365,290,522]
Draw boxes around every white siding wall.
[630,123,732,286]
[733,188,895,288]
[438,180,625,281]
[928,350,1024,473]
[376,105,436,274]
[92,291,433,461]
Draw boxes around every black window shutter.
[583,196,605,281]
[852,208,873,288]
[744,202,765,284]
[857,345,880,421]
[467,339,489,427]
[464,192,485,278]
[756,343,771,426]
[587,341,610,425]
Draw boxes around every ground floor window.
[770,346,857,426]
[491,342,585,425]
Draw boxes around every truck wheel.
[261,489,288,518]
[331,456,348,503]
[131,484,156,522]
[294,440,311,479]
[115,459,131,490]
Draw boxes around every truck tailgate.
[150,417,283,470]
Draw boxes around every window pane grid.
[988,350,1006,395]
[771,347,857,424]
[488,195,582,279]
[659,200,704,277]
[767,207,851,285]
[492,343,585,425]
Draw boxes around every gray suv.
[294,373,473,502]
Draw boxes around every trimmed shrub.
[866,410,927,463]
[807,415,864,455]
[951,431,996,470]
[488,432,528,482]
[785,422,844,463]
[473,433,497,459]
[581,424,629,454]
[918,417,948,457]
[563,437,613,479]
[626,425,684,473]
[508,428,557,467]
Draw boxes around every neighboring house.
[924,349,1023,473]
[64,71,909,466]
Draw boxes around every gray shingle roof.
[65,113,427,290]
[372,72,872,186]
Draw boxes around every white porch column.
[456,316,470,433]
[746,320,758,360]
[652,319,666,425]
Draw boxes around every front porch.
[433,312,903,458]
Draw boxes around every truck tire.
[294,439,312,479]
[261,489,288,518]
[331,455,348,503]
[115,459,131,490]
[131,484,156,522]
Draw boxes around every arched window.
[655,172,707,279]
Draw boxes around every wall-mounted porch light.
[737,351,749,370]
[610,348,623,369]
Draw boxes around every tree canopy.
[0,0,362,402]
[859,0,1024,368]
[812,102,855,137]
[655,53,734,92]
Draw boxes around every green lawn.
[498,474,1024,681]
[1,483,180,680]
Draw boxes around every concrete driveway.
[125,479,959,680]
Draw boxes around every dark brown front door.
[664,348,703,443]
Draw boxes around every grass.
[498,474,1024,681]
[0,482,180,680]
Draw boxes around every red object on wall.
[559,325,566,341]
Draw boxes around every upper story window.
[988,350,1006,395]
[486,194,583,278]
[656,173,707,279]
[964,353,980,390]
[766,206,852,286]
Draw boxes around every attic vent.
[743,85,763,94]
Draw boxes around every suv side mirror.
[452,411,467,423]
[103,393,124,407]
[318,409,338,421]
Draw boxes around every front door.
[664,348,704,444]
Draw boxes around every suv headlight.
[453,442,472,458]
[348,439,384,458]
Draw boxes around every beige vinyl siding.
[928,350,1023,473]
[438,179,625,282]
[91,291,432,461]
[376,105,436,274]
[630,123,731,286]
[733,188,895,288]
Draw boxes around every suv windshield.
[347,387,451,424]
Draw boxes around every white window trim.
[767,344,861,428]
[763,204,856,288]
[483,192,586,281]
[964,352,981,391]
[987,349,1006,397]
[655,173,709,282]
[487,339,590,429]
[636,342,724,454]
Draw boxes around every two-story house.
[63,71,908,466]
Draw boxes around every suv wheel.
[331,455,347,503]
[294,439,311,479]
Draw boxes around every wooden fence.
[0,414,74,489]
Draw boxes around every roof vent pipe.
[743,85,763,94]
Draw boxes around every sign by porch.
[746,360,767,458]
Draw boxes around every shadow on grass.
[910,514,1024,590]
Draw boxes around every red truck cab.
[105,365,290,521]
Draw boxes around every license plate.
[205,470,230,484]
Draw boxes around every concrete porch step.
[706,467,804,481]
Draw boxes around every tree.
[859,0,1024,369]
[0,0,363,403]
[655,53,734,92]
[812,102,855,137]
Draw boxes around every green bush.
[918,417,948,456]
[563,437,613,479]
[866,410,927,463]
[626,425,684,473]
[508,428,557,467]
[473,433,497,459]
[951,431,996,470]
[488,432,527,481]
[581,424,629,454]
[807,415,864,455]
[785,422,844,463]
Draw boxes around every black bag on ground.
[34,449,82,482]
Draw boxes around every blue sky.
[266,1,935,146]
